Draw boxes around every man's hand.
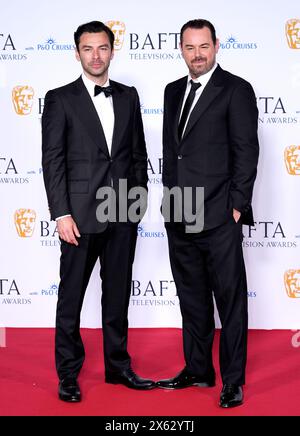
[56,216,81,246]
[233,208,241,223]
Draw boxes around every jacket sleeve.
[131,87,148,189]
[41,90,71,220]
[228,81,259,213]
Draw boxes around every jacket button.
[110,158,113,163]
[178,155,183,160]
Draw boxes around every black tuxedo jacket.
[162,65,259,230]
[42,77,148,233]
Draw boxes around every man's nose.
[92,50,101,59]
[194,48,202,58]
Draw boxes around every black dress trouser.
[55,223,138,380]
[166,217,248,385]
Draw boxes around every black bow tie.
[94,85,113,97]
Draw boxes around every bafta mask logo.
[14,208,36,237]
[284,145,300,175]
[12,86,34,115]
[286,19,300,49]
[285,269,300,298]
[106,20,126,50]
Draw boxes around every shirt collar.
[81,72,110,98]
[188,62,218,87]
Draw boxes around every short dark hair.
[180,19,217,45]
[74,21,115,50]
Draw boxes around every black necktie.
[178,80,201,140]
[94,85,113,97]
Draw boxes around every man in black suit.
[42,21,155,402]
[157,19,259,408]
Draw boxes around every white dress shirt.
[81,72,115,155]
[179,63,218,136]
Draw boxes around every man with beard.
[157,19,259,408]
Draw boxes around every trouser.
[166,218,248,385]
[55,223,138,380]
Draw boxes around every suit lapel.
[168,78,187,146]
[69,77,110,157]
[182,65,224,141]
[110,80,129,157]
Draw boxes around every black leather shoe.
[219,384,243,408]
[105,368,156,390]
[58,378,81,402]
[156,368,215,389]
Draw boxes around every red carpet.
[0,328,299,416]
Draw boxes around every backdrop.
[1,0,300,328]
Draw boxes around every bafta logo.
[14,208,36,237]
[12,86,34,115]
[285,269,300,298]
[106,20,126,50]
[286,19,300,49]
[284,145,300,175]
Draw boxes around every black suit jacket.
[162,65,259,230]
[42,77,148,233]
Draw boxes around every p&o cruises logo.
[28,36,75,52]
[219,35,257,50]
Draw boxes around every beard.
[189,56,215,78]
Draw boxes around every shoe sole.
[59,394,81,402]
[219,400,243,408]
[105,379,157,390]
[157,382,215,390]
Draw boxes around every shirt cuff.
[55,214,71,221]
